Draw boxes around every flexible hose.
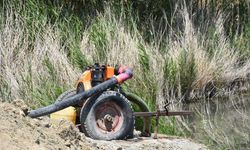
[28,67,133,118]
[124,92,151,137]
[28,78,117,118]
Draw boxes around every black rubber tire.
[56,89,84,107]
[56,89,76,102]
[80,91,134,140]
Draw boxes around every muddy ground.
[0,100,207,150]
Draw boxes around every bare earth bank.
[0,100,207,150]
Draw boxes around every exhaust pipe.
[28,67,133,118]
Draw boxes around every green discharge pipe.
[124,92,151,137]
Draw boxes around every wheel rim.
[95,101,124,133]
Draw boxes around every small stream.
[185,94,250,149]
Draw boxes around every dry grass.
[0,0,248,115]
[0,12,79,106]
[80,8,141,71]
[1,2,248,106]
[80,5,250,107]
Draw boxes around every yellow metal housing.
[50,106,76,124]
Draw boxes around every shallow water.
[185,94,250,149]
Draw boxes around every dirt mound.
[0,100,207,150]
[0,100,91,150]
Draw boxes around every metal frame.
[124,92,192,138]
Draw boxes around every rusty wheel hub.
[95,101,124,133]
